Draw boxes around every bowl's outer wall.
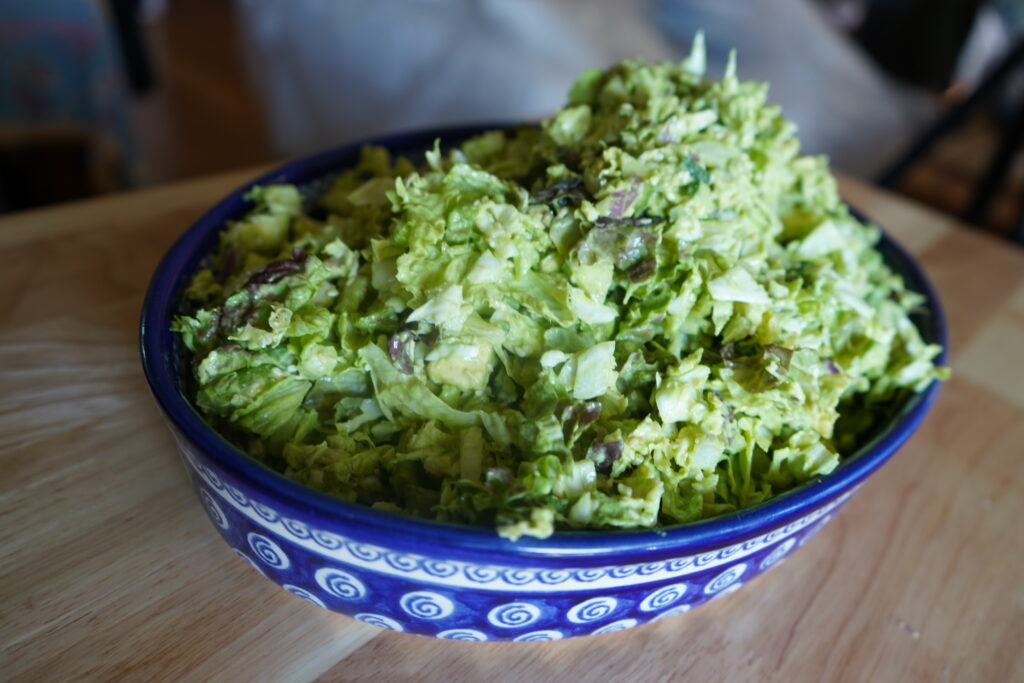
[172,419,855,640]
[141,125,947,639]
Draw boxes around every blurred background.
[1,0,1022,241]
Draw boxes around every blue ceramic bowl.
[140,125,947,641]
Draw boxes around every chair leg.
[107,0,156,95]
[1013,195,1024,244]
[963,99,1024,227]
[876,39,1024,190]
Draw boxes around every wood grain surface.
[1,170,1022,682]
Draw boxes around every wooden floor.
[130,0,1020,239]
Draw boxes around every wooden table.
[2,168,1022,682]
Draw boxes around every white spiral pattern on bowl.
[437,629,488,641]
[513,630,564,642]
[355,613,403,631]
[487,602,541,629]
[639,582,688,612]
[537,569,572,585]
[201,466,222,488]
[250,499,279,523]
[283,584,326,608]
[717,544,743,561]
[572,568,606,583]
[314,567,367,600]
[224,484,248,506]
[399,591,454,620]
[500,569,535,585]
[704,563,747,595]
[760,538,797,571]
[609,565,639,579]
[421,560,458,578]
[385,553,419,572]
[200,489,228,530]
[665,558,692,573]
[651,604,692,622]
[638,562,665,576]
[591,619,638,635]
[310,529,344,550]
[799,514,834,546]
[247,533,290,570]
[347,542,383,562]
[566,597,618,624]
[463,566,500,583]
[281,517,311,539]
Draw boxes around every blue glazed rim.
[140,124,948,564]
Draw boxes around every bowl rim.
[140,123,948,561]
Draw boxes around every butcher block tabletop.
[1,168,1022,682]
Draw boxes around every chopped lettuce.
[173,38,946,540]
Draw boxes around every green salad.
[174,39,946,540]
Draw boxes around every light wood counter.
[1,169,1022,681]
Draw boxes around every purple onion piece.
[243,250,307,289]
[418,326,439,348]
[589,440,623,472]
[557,402,578,444]
[608,177,641,218]
[387,331,415,375]
[628,257,657,282]
[218,301,248,333]
[594,215,664,229]
[579,401,602,426]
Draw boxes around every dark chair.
[877,39,1024,244]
